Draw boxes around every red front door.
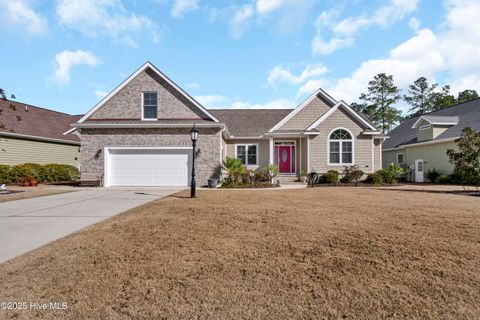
[275,145,295,174]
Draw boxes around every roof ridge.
[209,108,294,111]
[0,99,75,117]
[418,97,480,117]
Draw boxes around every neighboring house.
[72,62,385,187]
[383,99,480,182]
[0,99,80,166]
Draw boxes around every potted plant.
[29,178,38,187]
[20,176,30,187]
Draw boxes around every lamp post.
[190,124,199,198]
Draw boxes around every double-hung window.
[329,129,353,164]
[397,153,404,165]
[142,92,157,120]
[236,144,257,166]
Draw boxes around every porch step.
[275,175,305,185]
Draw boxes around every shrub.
[42,164,79,182]
[438,175,450,184]
[364,172,383,185]
[377,169,396,184]
[0,164,12,183]
[342,165,364,186]
[425,168,441,183]
[222,157,245,187]
[11,164,35,181]
[21,163,45,181]
[324,170,339,184]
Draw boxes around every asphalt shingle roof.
[0,99,80,143]
[209,109,293,137]
[384,99,480,149]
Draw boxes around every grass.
[0,185,75,203]
[0,187,479,319]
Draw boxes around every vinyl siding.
[0,136,80,165]
[417,119,433,141]
[225,139,270,170]
[382,141,457,178]
[278,96,331,131]
[309,107,376,173]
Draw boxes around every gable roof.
[209,109,292,137]
[306,100,378,131]
[268,88,337,132]
[0,99,80,144]
[77,61,219,123]
[384,98,480,149]
[411,115,459,128]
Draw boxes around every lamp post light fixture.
[190,124,199,198]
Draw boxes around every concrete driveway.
[0,187,183,264]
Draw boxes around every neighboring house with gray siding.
[383,99,480,182]
[0,99,80,166]
[72,61,385,187]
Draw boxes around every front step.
[275,175,304,185]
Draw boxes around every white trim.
[141,91,158,121]
[299,137,302,173]
[327,127,355,166]
[411,116,458,129]
[104,146,193,187]
[0,131,80,145]
[269,138,274,165]
[73,123,224,129]
[414,159,424,183]
[371,138,374,172]
[382,136,459,151]
[78,61,220,123]
[265,132,320,137]
[307,100,377,131]
[362,131,383,135]
[307,136,310,172]
[273,140,297,175]
[234,143,259,166]
[268,88,337,132]
[229,136,266,139]
[396,152,405,165]
[63,127,77,135]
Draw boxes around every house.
[0,99,80,166]
[382,99,480,182]
[72,62,385,187]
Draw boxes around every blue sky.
[1,0,479,116]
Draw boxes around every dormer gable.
[411,115,459,141]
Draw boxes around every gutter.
[0,131,80,146]
[72,122,226,129]
[383,136,459,152]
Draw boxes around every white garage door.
[106,148,191,187]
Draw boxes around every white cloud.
[186,82,201,89]
[229,4,254,39]
[312,0,420,55]
[408,17,421,30]
[0,0,48,36]
[94,90,108,99]
[171,0,198,18]
[56,0,161,44]
[54,50,100,84]
[256,0,285,15]
[195,94,294,109]
[268,64,328,86]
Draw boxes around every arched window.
[329,129,353,164]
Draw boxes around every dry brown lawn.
[0,187,479,319]
[0,185,75,203]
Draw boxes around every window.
[329,129,353,164]
[236,144,257,165]
[142,92,157,119]
[397,153,404,165]
[419,124,431,130]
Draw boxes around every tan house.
[72,62,385,187]
[0,99,80,166]
[383,99,480,182]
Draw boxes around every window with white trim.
[419,124,431,130]
[329,129,353,164]
[143,92,158,119]
[236,144,257,165]
[397,153,404,165]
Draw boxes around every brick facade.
[80,128,222,186]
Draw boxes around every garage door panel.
[107,150,190,187]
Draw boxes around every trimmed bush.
[377,169,396,184]
[364,172,383,185]
[425,168,441,183]
[0,164,12,184]
[42,164,79,182]
[438,175,450,184]
[324,170,339,184]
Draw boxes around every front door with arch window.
[274,141,296,174]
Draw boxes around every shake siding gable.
[309,107,374,173]
[89,68,208,120]
[277,96,331,131]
